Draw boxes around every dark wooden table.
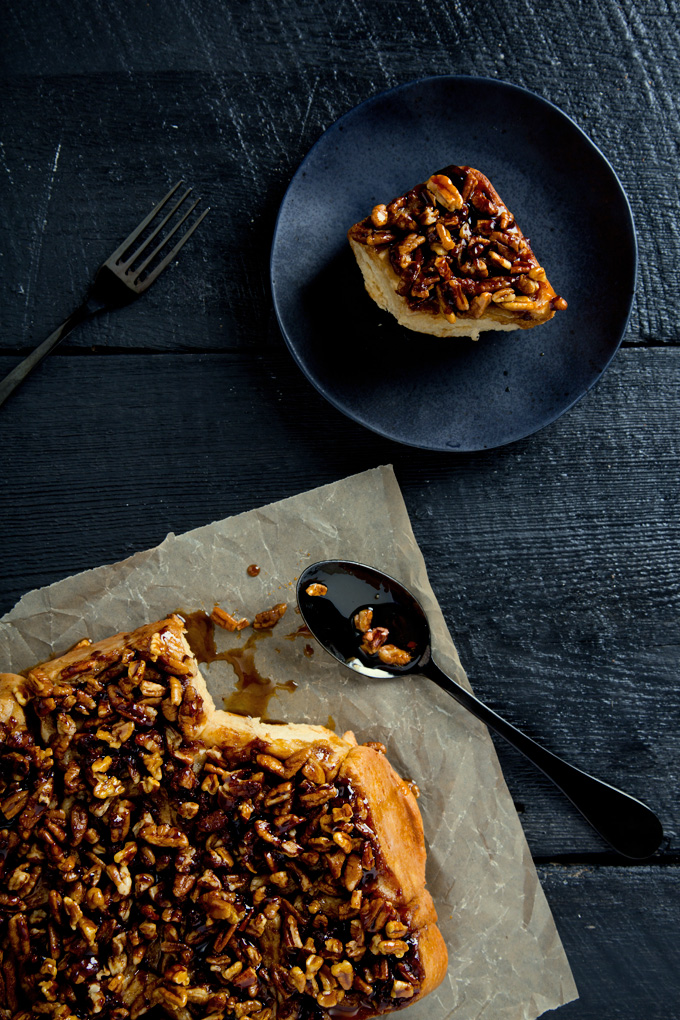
[1,1,678,1017]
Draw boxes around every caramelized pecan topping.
[353,614,412,668]
[0,625,422,1020]
[349,165,567,322]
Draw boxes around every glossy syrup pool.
[177,610,297,718]
[296,562,429,673]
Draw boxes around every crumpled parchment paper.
[0,465,577,1020]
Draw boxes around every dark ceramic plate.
[270,76,636,451]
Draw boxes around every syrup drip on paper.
[177,610,297,719]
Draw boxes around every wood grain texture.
[537,864,680,1019]
[1,347,677,862]
[1,1,679,352]
[1,1,679,1013]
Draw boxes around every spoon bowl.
[296,559,664,860]
[297,559,431,677]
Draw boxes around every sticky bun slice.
[348,165,567,341]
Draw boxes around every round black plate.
[270,76,636,452]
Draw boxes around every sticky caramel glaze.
[0,722,423,1019]
[300,773,425,1020]
[222,652,297,717]
[0,636,430,1020]
[0,617,445,1019]
[285,624,313,641]
[178,610,297,719]
[349,164,566,328]
[179,609,219,663]
[336,745,447,1004]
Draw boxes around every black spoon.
[296,559,664,860]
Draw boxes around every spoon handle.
[422,658,663,859]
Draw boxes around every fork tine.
[135,206,210,292]
[132,196,202,279]
[119,187,193,269]
[106,181,184,265]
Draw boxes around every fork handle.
[0,298,104,408]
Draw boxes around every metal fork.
[0,181,209,408]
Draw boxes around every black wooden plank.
[1,66,678,350]
[1,0,679,1008]
[1,3,679,352]
[1,346,678,859]
[0,73,280,354]
[537,864,680,1019]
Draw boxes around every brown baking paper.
[0,465,577,1020]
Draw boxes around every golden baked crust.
[348,165,567,341]
[0,616,446,1020]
